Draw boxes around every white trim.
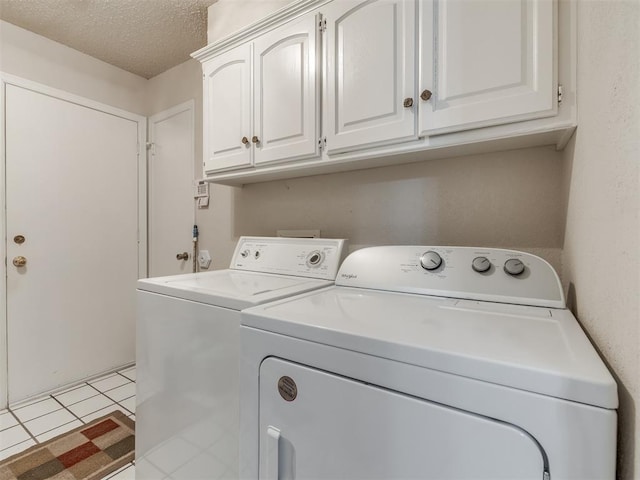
[0,76,7,409]
[199,122,577,186]
[138,115,148,280]
[192,0,329,62]
[0,72,148,407]
[1,73,145,126]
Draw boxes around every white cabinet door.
[324,0,417,154]
[253,13,321,165]
[419,0,556,136]
[203,44,252,173]
[259,358,547,480]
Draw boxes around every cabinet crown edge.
[191,0,327,62]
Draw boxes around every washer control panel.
[336,246,565,308]
[231,237,347,280]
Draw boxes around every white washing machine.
[135,236,347,480]
[240,246,618,480]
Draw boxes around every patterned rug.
[0,410,134,480]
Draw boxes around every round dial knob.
[306,250,324,267]
[471,256,491,273]
[240,249,250,258]
[504,258,525,276]
[420,251,442,271]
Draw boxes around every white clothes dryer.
[135,236,347,480]
[240,246,618,480]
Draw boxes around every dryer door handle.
[265,426,281,480]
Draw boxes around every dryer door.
[259,358,548,480]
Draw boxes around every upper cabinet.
[193,0,575,185]
[323,0,555,153]
[324,0,417,154]
[419,0,556,137]
[201,11,321,175]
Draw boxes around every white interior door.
[3,80,146,404]
[148,101,195,278]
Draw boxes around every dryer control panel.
[231,237,347,280]
[336,246,565,308]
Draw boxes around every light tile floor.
[0,365,136,479]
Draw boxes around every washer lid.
[137,270,332,310]
[241,287,618,409]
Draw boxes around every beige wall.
[0,20,148,114]
[562,1,640,479]
[146,58,202,119]
[207,0,293,43]
[230,146,565,269]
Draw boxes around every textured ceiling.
[0,0,217,79]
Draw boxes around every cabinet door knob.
[176,252,189,260]
[403,97,414,108]
[252,136,260,144]
[241,136,249,145]
[420,89,433,101]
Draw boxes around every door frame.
[0,72,148,408]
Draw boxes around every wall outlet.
[198,250,212,269]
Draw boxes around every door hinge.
[318,137,327,150]
[557,85,563,104]
[319,18,327,33]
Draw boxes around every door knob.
[403,97,414,108]
[13,256,27,267]
[420,89,433,101]
[14,235,25,244]
[241,136,249,145]
[251,136,260,144]
[176,252,189,260]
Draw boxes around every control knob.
[420,251,442,271]
[472,256,491,273]
[504,258,525,276]
[240,249,250,258]
[306,250,324,267]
